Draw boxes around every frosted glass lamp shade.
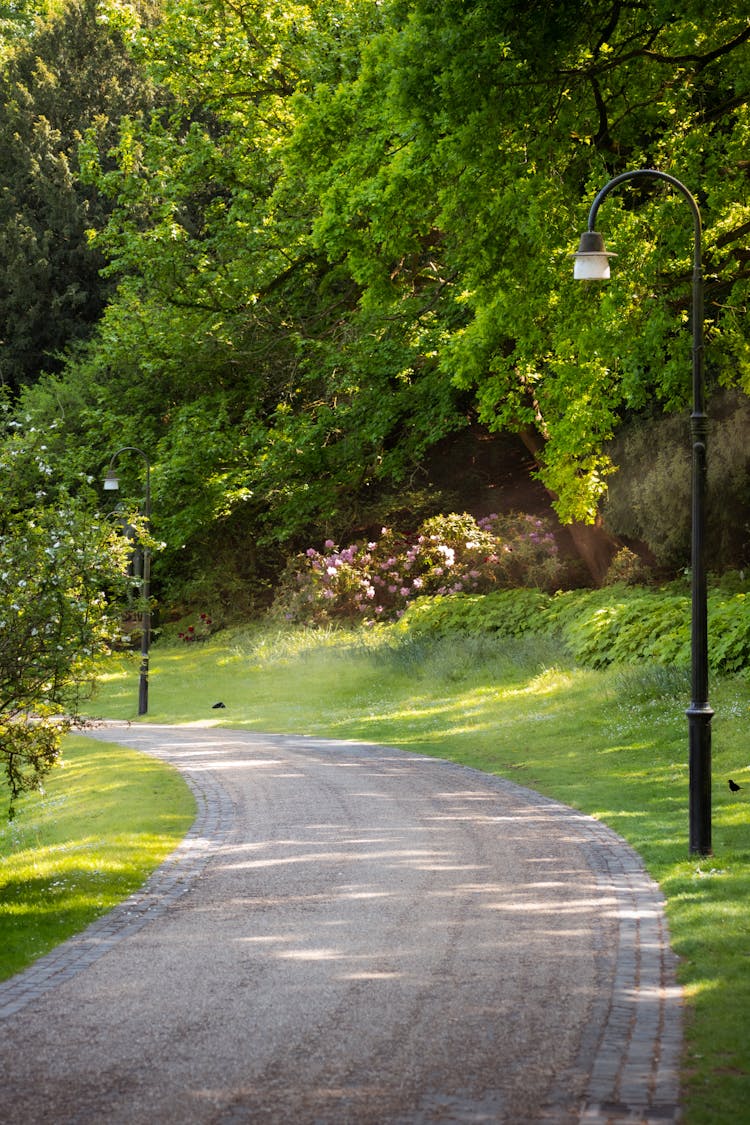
[573,231,616,280]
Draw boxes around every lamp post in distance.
[104,446,152,717]
[573,168,713,857]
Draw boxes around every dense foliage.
[0,0,748,607]
[0,0,160,390]
[399,581,750,677]
[0,415,138,813]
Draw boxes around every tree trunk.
[518,426,620,586]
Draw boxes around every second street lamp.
[573,168,713,857]
[104,446,152,717]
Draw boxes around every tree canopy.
[2,0,748,602]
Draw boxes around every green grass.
[0,735,195,980]
[89,627,750,1124]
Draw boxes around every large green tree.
[290,0,750,516]
[10,0,750,596]
[26,0,465,603]
[0,0,159,390]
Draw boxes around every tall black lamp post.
[573,168,713,856]
[104,446,152,717]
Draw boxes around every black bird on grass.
[212,701,226,709]
[728,779,742,793]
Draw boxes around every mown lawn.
[0,735,195,980]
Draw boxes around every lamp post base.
[138,654,149,717]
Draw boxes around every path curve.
[0,724,682,1123]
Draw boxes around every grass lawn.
[0,735,195,980]
[89,626,750,1124]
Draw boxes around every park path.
[0,724,682,1123]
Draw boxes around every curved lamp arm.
[103,446,151,517]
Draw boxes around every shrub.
[603,547,652,586]
[395,584,750,676]
[270,512,564,625]
[399,589,552,638]
[0,419,136,815]
[603,391,750,573]
[177,613,215,643]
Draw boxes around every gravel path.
[0,724,682,1123]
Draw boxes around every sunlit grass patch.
[0,736,195,981]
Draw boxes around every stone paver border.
[0,726,682,1123]
[0,726,235,1020]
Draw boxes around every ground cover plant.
[0,735,194,980]
[88,599,750,1125]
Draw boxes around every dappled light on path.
[0,725,681,1124]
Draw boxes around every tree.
[0,0,160,390]
[279,0,750,575]
[26,0,466,601]
[9,0,749,597]
[302,2,749,473]
[0,412,135,815]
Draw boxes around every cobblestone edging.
[0,731,236,1021]
[464,768,683,1125]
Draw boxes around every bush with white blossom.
[1,419,136,815]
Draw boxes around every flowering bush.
[270,512,564,625]
[178,612,215,643]
[1,507,135,814]
[0,419,136,815]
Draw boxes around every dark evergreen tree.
[0,0,159,390]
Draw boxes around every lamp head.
[103,468,120,491]
[573,230,616,280]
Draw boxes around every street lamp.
[104,446,152,717]
[574,168,713,856]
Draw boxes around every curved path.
[0,724,681,1123]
